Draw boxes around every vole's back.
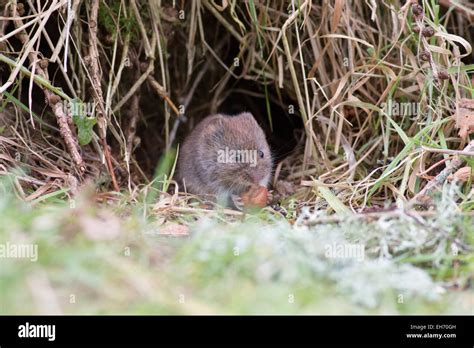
[176,114,223,196]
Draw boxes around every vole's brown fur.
[176,112,272,203]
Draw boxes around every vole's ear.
[238,112,255,121]
[203,114,225,142]
[232,112,259,129]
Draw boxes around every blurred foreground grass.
[0,179,473,314]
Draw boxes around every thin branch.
[87,0,119,191]
[412,139,474,205]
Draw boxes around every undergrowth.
[0,178,472,314]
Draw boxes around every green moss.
[97,1,142,41]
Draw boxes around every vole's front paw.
[231,194,245,211]
[266,190,274,205]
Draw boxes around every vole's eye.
[258,150,264,159]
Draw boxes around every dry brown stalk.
[147,75,181,117]
[412,139,474,205]
[10,1,85,174]
[87,0,119,191]
[126,95,140,162]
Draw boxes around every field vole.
[176,112,272,204]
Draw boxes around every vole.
[176,112,272,205]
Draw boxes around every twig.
[130,0,153,57]
[147,75,180,117]
[126,97,140,154]
[125,94,140,190]
[421,145,474,157]
[412,139,474,205]
[106,31,130,114]
[87,0,119,191]
[417,157,451,177]
[168,61,211,147]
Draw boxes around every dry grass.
[0,0,473,212]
